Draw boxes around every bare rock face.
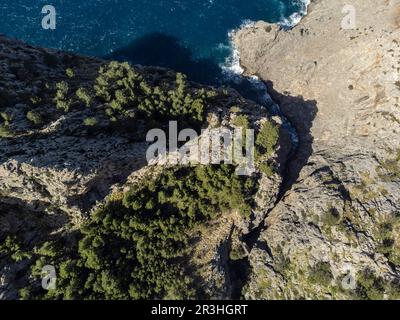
[0,35,293,299]
[234,0,400,298]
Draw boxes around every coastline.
[231,0,400,299]
[222,0,311,77]
[220,2,312,148]
[279,0,311,28]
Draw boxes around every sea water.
[1,0,308,147]
[0,0,308,83]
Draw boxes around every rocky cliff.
[1,0,400,300]
[0,35,291,299]
[233,0,400,299]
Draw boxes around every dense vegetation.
[0,236,32,263]
[1,61,217,137]
[354,268,400,300]
[18,165,256,299]
[255,121,279,176]
[0,112,13,137]
[53,61,213,131]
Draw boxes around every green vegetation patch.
[0,236,32,262]
[0,112,14,137]
[21,165,256,299]
[255,121,279,176]
[355,268,400,300]
[375,213,400,266]
[377,149,400,182]
[26,111,44,126]
[92,62,207,128]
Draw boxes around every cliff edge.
[234,0,400,299]
[0,35,290,299]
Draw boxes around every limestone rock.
[0,35,290,299]
[234,0,400,298]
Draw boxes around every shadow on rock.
[107,32,222,85]
[241,82,318,253]
[0,199,72,299]
[264,80,318,193]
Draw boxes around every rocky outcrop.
[2,0,399,299]
[0,35,292,299]
[234,0,400,299]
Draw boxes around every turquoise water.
[1,0,307,83]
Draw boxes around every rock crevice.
[233,0,400,299]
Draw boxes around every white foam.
[279,0,310,28]
[221,0,310,78]
[221,20,256,80]
[219,3,310,147]
[221,46,244,81]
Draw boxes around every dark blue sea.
[1,0,308,83]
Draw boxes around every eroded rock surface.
[234,0,400,299]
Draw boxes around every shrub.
[375,217,400,266]
[84,117,98,127]
[66,68,75,78]
[26,111,43,126]
[0,236,31,262]
[321,206,341,226]
[254,121,279,175]
[0,112,13,137]
[54,81,71,112]
[34,241,58,258]
[233,115,249,129]
[0,125,13,138]
[55,81,69,96]
[230,246,247,261]
[76,88,92,107]
[258,162,274,176]
[0,112,12,124]
[377,149,400,182]
[30,96,42,105]
[92,62,206,127]
[256,121,279,158]
[230,106,241,114]
[56,100,71,112]
[355,269,385,300]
